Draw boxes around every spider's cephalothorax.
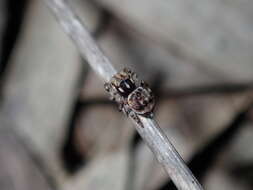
[104,68,155,127]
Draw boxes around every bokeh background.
[0,0,253,189]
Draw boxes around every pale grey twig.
[45,0,116,82]
[45,0,203,189]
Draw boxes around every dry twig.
[44,0,203,189]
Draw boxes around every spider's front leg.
[140,80,152,92]
[129,111,144,128]
[140,80,148,87]
[104,82,110,92]
[121,103,130,116]
[118,102,124,112]
[122,103,142,127]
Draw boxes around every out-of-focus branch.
[162,82,253,98]
[79,82,253,107]
[45,0,203,189]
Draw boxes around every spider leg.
[122,104,131,115]
[140,80,149,88]
[104,83,110,92]
[118,102,124,112]
[129,111,144,128]
[109,96,115,101]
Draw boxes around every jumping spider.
[104,68,155,127]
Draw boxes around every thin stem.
[45,0,116,82]
[45,0,203,189]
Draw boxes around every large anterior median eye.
[117,79,136,97]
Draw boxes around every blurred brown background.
[0,0,253,189]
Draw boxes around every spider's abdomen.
[127,87,155,115]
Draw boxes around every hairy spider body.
[104,68,155,127]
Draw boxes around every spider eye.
[117,79,136,97]
[118,87,125,93]
[125,82,130,89]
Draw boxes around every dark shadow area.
[61,9,113,174]
[61,99,86,174]
[230,162,253,188]
[93,9,113,39]
[156,103,253,190]
[0,0,28,79]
